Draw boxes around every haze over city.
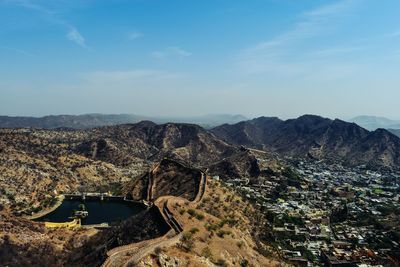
[1,0,399,119]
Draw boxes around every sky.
[0,0,399,119]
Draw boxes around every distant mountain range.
[212,115,400,169]
[348,116,400,137]
[388,129,400,138]
[1,113,400,169]
[0,113,247,129]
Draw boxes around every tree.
[180,232,195,251]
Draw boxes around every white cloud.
[2,0,54,14]
[237,0,359,74]
[151,46,192,60]
[311,46,364,57]
[302,0,354,18]
[0,45,35,57]
[4,0,88,48]
[128,31,143,40]
[249,1,355,52]
[392,30,400,37]
[66,27,86,47]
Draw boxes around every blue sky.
[0,0,399,119]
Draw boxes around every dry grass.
[146,179,286,267]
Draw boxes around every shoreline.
[25,195,65,220]
[25,195,147,226]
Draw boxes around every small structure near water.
[35,196,147,227]
[70,204,89,219]
[72,210,89,219]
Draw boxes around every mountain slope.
[123,158,203,202]
[207,148,261,180]
[74,121,238,167]
[0,158,281,267]
[0,121,244,210]
[0,128,132,213]
[348,115,400,131]
[388,129,400,138]
[0,114,247,129]
[212,115,400,169]
[0,114,146,129]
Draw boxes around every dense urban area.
[222,157,400,267]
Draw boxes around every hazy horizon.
[2,112,400,123]
[1,0,399,119]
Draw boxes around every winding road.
[101,170,207,267]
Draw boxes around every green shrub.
[180,231,195,251]
[237,240,245,249]
[188,209,196,217]
[240,259,249,267]
[205,222,220,232]
[189,227,199,234]
[214,258,227,267]
[201,246,213,259]
[218,220,227,228]
[196,213,205,221]
[217,230,232,238]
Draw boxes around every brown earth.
[0,122,259,212]
[0,156,283,267]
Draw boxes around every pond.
[35,199,146,225]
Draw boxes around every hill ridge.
[212,115,400,169]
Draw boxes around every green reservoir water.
[36,199,146,225]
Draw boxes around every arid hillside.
[0,128,137,214]
[0,157,283,267]
[124,158,203,202]
[0,122,257,212]
[212,115,400,169]
[129,178,286,267]
[73,121,237,167]
[101,160,285,267]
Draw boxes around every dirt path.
[101,234,169,267]
[194,172,207,203]
[122,233,182,267]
